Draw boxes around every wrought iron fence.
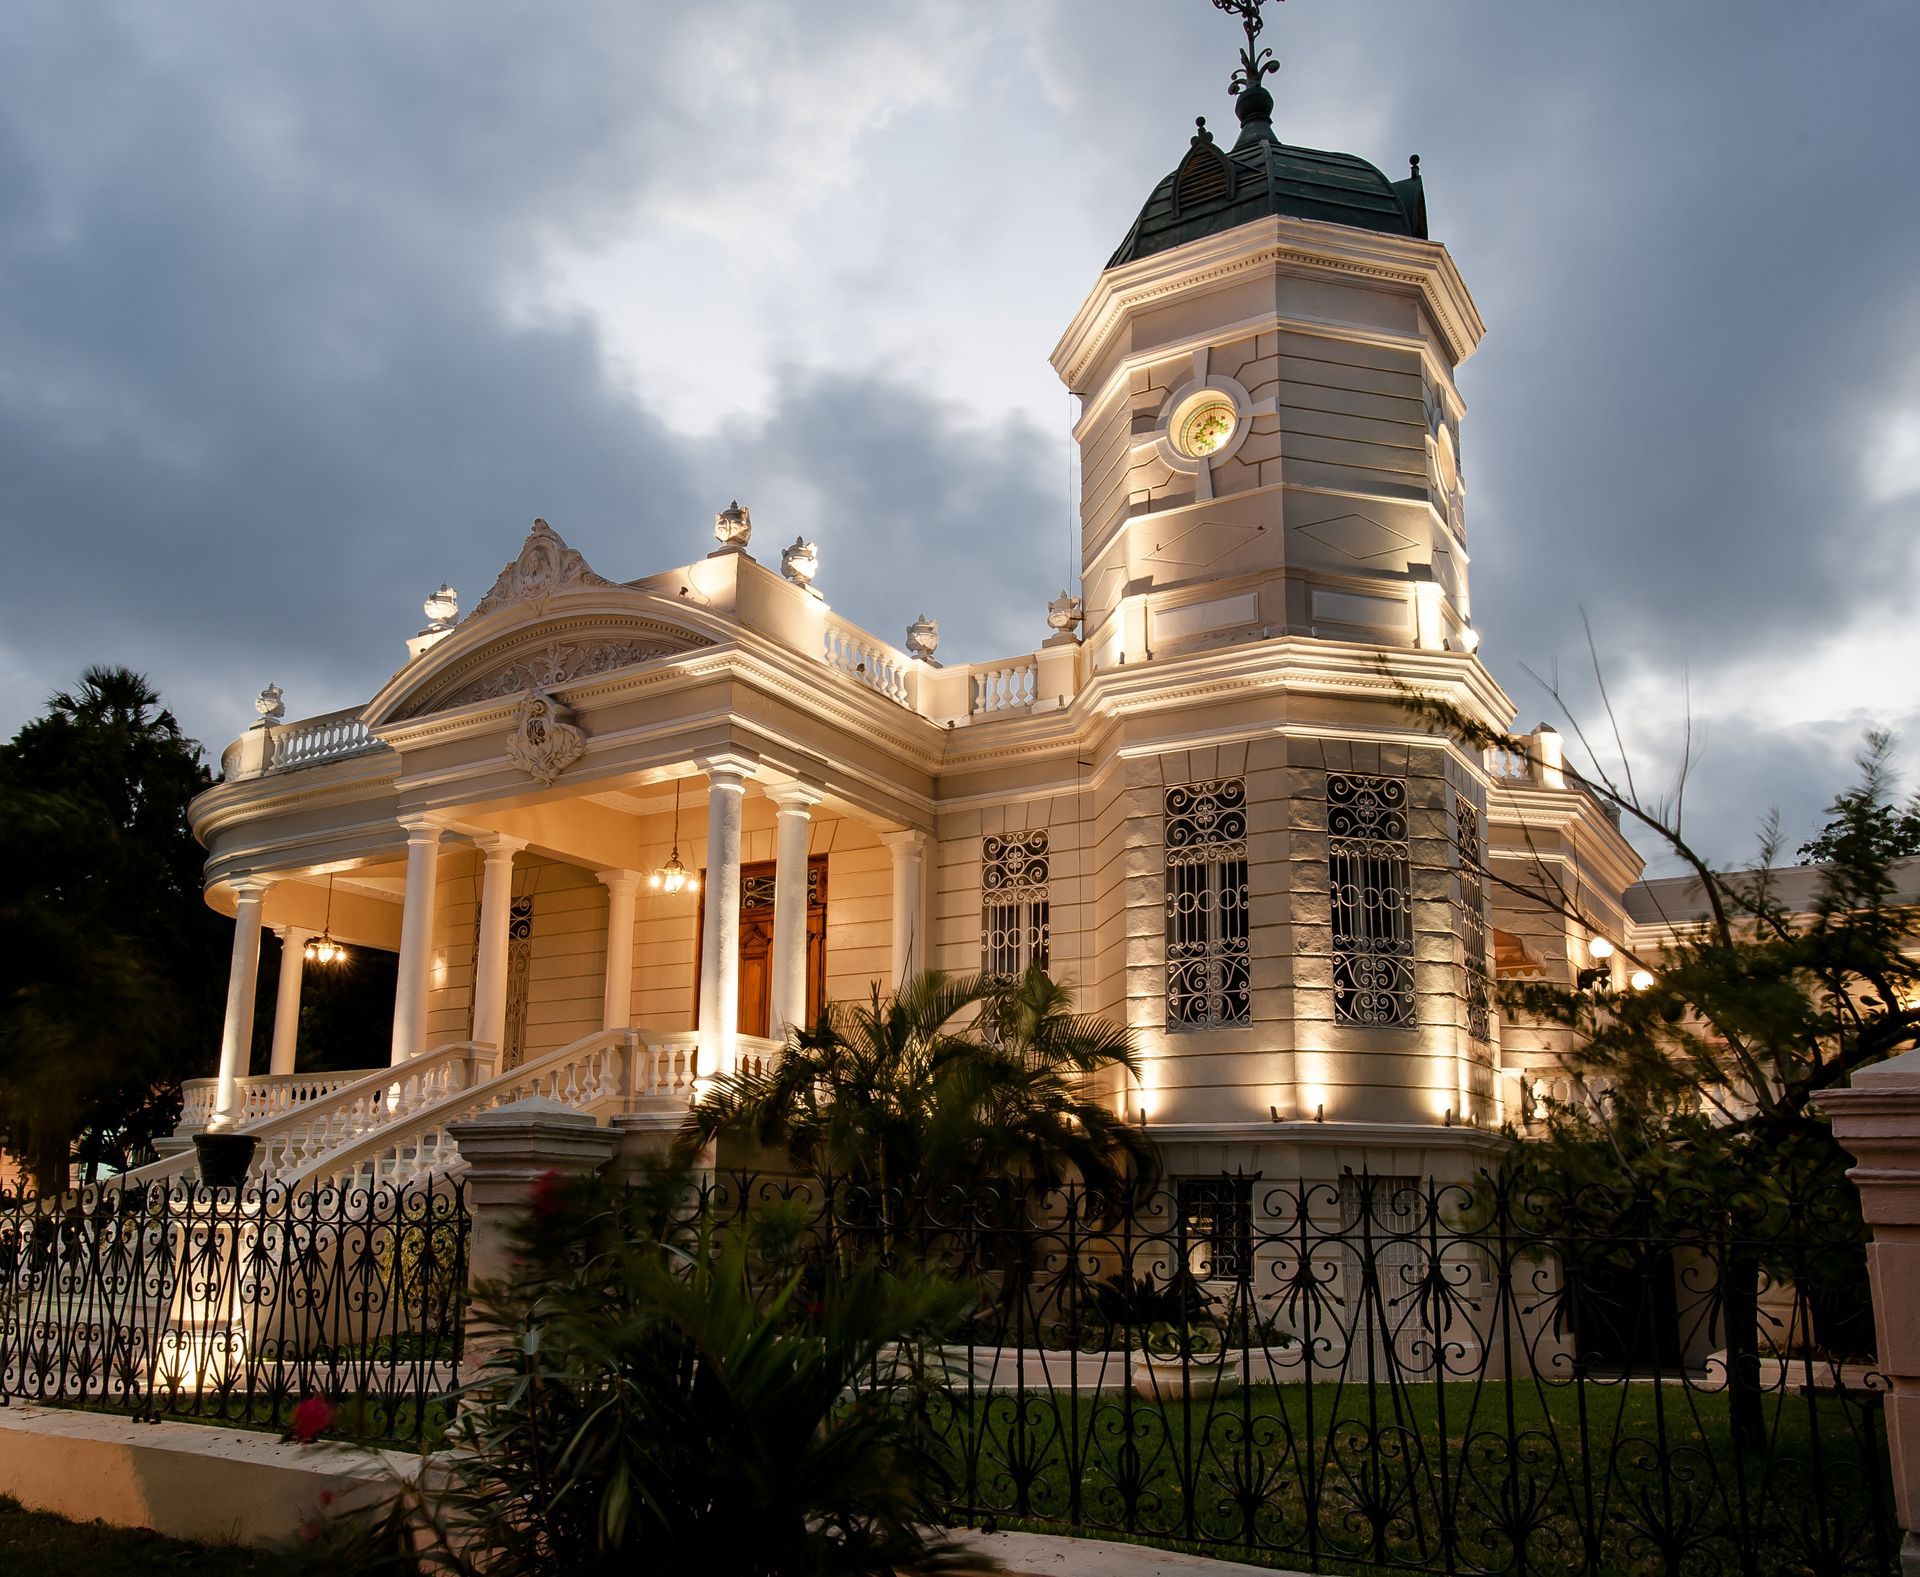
[644,1167,1897,1575]
[0,1177,467,1444]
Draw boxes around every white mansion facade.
[168,42,1650,1194]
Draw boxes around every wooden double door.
[695,856,828,1037]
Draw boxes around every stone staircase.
[126,1026,778,1197]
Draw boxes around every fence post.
[1817,1049,1920,1574]
[445,1098,615,1371]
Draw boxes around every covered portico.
[188,520,940,1133]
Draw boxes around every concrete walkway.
[954,1528,1306,1576]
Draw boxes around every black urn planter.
[193,1131,260,1190]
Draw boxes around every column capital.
[878,827,932,854]
[272,924,315,943]
[471,830,529,858]
[766,778,826,814]
[693,751,759,792]
[397,812,448,840]
[230,874,276,902]
[596,867,644,895]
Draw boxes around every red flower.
[529,1168,567,1222]
[289,1395,335,1443]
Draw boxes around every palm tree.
[679,965,1152,1199]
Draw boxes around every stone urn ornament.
[714,500,752,552]
[780,535,819,592]
[254,683,285,723]
[423,583,459,630]
[905,613,939,664]
[1047,590,1083,640]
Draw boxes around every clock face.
[1174,395,1237,458]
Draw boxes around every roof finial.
[1210,0,1280,133]
[1192,116,1214,146]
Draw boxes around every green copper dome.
[1109,106,1427,270]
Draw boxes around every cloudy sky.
[2,1,1915,873]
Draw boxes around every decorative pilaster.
[390,816,445,1065]
[879,829,931,985]
[268,925,311,1078]
[1816,1052,1920,1575]
[768,784,822,1036]
[470,834,527,1051]
[212,878,273,1129]
[695,757,754,1085]
[597,869,642,1031]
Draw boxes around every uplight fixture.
[648,779,699,896]
[303,875,348,966]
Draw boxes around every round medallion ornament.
[1172,394,1238,458]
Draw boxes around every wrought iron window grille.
[1164,778,1251,1030]
[1328,771,1415,1027]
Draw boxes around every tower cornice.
[1051,213,1486,395]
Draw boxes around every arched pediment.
[366,605,719,725]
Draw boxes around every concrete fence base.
[0,1403,1305,1575]
[0,1403,413,1549]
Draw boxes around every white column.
[213,878,272,1128]
[390,816,445,1065]
[268,925,311,1077]
[470,834,526,1051]
[597,869,642,1031]
[696,759,752,1082]
[880,829,930,986]
[768,784,822,1037]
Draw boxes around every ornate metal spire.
[1210,0,1280,134]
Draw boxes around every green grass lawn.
[0,1496,292,1577]
[928,1378,1899,1575]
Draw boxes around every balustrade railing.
[1489,743,1534,781]
[177,1069,382,1134]
[969,659,1037,715]
[124,1043,491,1190]
[268,708,380,771]
[291,1029,632,1196]
[821,618,911,706]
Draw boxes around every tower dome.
[1109,4,1426,269]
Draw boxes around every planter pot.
[193,1132,259,1190]
[1131,1351,1243,1400]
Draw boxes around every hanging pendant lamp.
[304,874,349,965]
[649,778,699,895]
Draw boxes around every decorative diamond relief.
[1293,512,1418,563]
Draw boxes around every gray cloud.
[1,1,1914,872]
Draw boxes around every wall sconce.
[1629,968,1655,992]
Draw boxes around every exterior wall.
[424,845,480,1047]
[931,782,1095,992]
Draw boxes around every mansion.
[173,27,1663,1195]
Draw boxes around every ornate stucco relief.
[447,639,678,708]
[505,690,586,786]
[470,519,614,619]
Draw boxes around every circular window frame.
[1171,392,1239,459]
[1154,373,1254,479]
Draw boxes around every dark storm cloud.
[1,1,1915,870]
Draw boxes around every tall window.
[1454,798,1493,1050]
[1328,772,1414,1027]
[1165,777,1250,1029]
[982,831,1049,978]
